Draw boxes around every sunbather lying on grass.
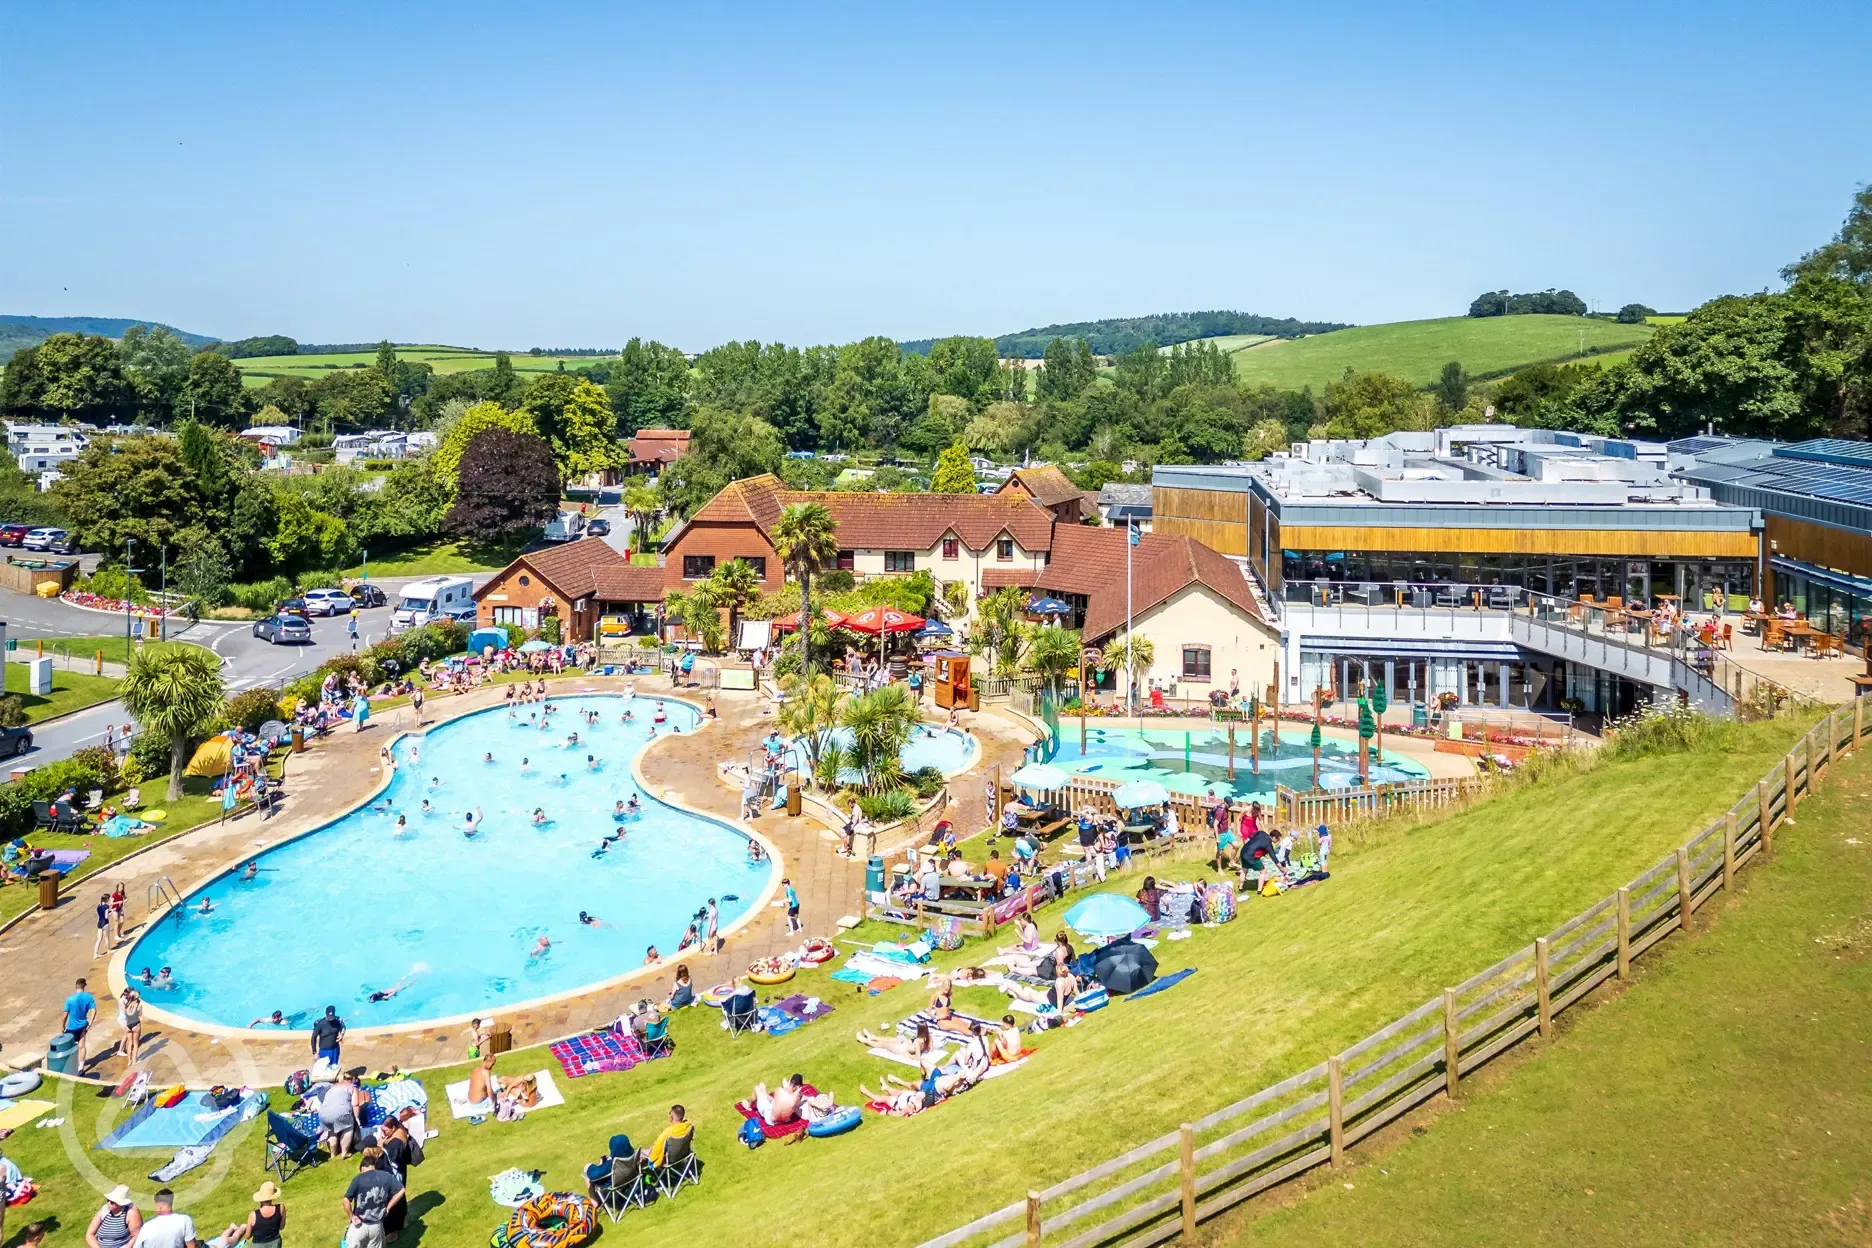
[856,1021,938,1070]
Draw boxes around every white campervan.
[390,575,476,633]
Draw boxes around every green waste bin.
[46,1030,79,1075]
[866,855,885,897]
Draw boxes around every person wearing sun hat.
[85,1184,143,1248]
[206,1181,287,1247]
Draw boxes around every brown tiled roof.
[627,428,690,465]
[693,476,1055,554]
[1027,526,1265,641]
[476,537,662,604]
[980,568,1041,589]
[1001,465,1097,510]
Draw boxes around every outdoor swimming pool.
[126,695,771,1029]
[1048,724,1428,802]
[786,723,978,779]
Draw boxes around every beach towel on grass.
[772,994,835,1023]
[550,1029,647,1079]
[148,1144,212,1183]
[444,1070,564,1120]
[829,966,873,986]
[1125,967,1197,1001]
[733,1085,821,1140]
[868,1047,1030,1079]
[0,1100,55,1133]
[756,1006,800,1037]
[361,1079,428,1127]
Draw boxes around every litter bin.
[291,726,306,754]
[487,1023,514,1056]
[785,786,801,817]
[866,855,885,897]
[37,871,59,911]
[45,1030,79,1076]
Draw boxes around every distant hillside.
[0,315,218,362]
[902,310,1352,359]
[1229,315,1655,391]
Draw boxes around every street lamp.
[124,539,142,653]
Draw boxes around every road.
[1,570,499,767]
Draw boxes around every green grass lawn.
[0,781,228,925]
[234,346,614,386]
[1213,739,1872,1248]
[342,538,521,580]
[1164,333,1275,355]
[0,715,1818,1247]
[10,634,209,669]
[1231,315,1654,390]
[3,662,120,721]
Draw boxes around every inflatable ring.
[0,1070,42,1098]
[799,938,836,966]
[746,956,795,985]
[490,1190,598,1248]
[806,1105,862,1138]
[143,809,168,822]
[701,982,738,1007]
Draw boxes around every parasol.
[839,605,926,666]
[1010,762,1068,792]
[1092,938,1159,993]
[1112,779,1169,809]
[1063,893,1152,939]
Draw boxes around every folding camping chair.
[264,1111,322,1182]
[652,1131,701,1199]
[593,1153,654,1221]
[723,987,760,1038]
[642,1016,674,1060]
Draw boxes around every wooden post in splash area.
[1227,723,1236,781]
[1270,665,1280,745]
[1250,694,1261,776]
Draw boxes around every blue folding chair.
[264,1111,322,1182]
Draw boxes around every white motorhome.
[544,511,587,543]
[390,575,476,633]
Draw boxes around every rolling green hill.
[1231,315,1653,391]
[233,345,615,386]
[0,314,218,361]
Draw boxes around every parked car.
[276,598,311,619]
[585,518,611,537]
[253,614,313,645]
[21,527,70,552]
[0,724,32,757]
[350,583,388,608]
[303,588,356,616]
[0,523,31,547]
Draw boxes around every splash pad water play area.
[1045,722,1429,803]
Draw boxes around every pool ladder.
[147,875,183,923]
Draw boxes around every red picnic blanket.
[550,1028,647,1079]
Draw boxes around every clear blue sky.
[1,1,1867,351]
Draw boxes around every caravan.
[390,576,476,633]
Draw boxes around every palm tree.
[120,642,227,800]
[840,683,916,794]
[1099,636,1156,709]
[976,587,1029,677]
[772,502,839,680]
[705,558,762,648]
[622,481,662,552]
[1025,625,1081,698]
[777,673,846,781]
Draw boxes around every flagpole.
[1126,520,1135,721]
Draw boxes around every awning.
[1298,636,1526,661]
[1771,556,1872,598]
[737,620,773,651]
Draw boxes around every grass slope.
[0,716,1815,1247]
[3,662,119,721]
[1215,741,1872,1248]
[235,347,612,386]
[342,538,521,580]
[1231,315,1653,391]
[0,783,227,925]
[10,635,208,670]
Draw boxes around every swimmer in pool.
[644,946,659,965]
[196,897,215,916]
[613,800,628,820]
[249,1010,287,1027]
[567,732,579,747]
[240,860,258,881]
[558,773,569,786]
[587,754,600,771]
[152,967,175,990]
[531,808,549,826]
[648,725,657,738]
[622,708,634,724]
[464,807,484,836]
[747,840,767,864]
[520,758,531,772]
[625,794,640,815]
[394,815,409,836]
[484,751,496,764]
[429,776,442,787]
[532,934,551,956]
[420,799,433,816]
[578,911,601,927]
[410,745,420,764]
[368,971,420,1002]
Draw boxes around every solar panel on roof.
[1774,438,1872,470]
[1669,437,1731,454]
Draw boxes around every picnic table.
[1032,817,1075,841]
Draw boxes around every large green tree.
[33,333,134,422]
[118,326,193,421]
[660,407,784,516]
[120,642,226,800]
[444,428,560,540]
[180,350,250,428]
[1320,370,1427,439]
[434,400,539,489]
[1036,336,1098,401]
[605,337,692,435]
[52,435,206,556]
[930,441,979,493]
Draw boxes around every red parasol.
[839,605,926,634]
[772,608,848,631]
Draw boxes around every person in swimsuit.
[579,911,601,927]
[464,807,484,836]
[241,860,259,881]
[531,808,549,826]
[394,815,409,836]
[926,974,973,1034]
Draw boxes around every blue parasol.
[1026,596,1071,615]
[1063,894,1152,939]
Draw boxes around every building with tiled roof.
[472,536,666,642]
[997,464,1100,524]
[625,428,691,475]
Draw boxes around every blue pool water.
[1049,725,1428,802]
[786,724,978,778]
[127,696,771,1029]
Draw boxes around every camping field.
[0,712,1817,1247]
[233,346,613,386]
[1230,315,1654,391]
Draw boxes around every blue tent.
[468,627,508,653]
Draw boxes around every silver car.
[253,614,313,645]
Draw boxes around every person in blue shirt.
[63,976,97,1067]
[783,879,801,934]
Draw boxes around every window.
[885,551,916,572]
[1182,646,1212,681]
[997,538,1014,561]
[492,607,527,625]
[518,575,530,587]
[682,554,715,579]
[942,537,959,559]
[740,557,766,578]
[837,550,855,571]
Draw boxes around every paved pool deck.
[0,674,1035,1085]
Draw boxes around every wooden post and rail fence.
[917,696,1868,1248]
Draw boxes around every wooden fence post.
[1442,988,1461,1098]
[1676,848,1693,933]
[1179,1123,1198,1233]
[1758,781,1772,856]
[1327,1058,1345,1166]
[1784,753,1798,817]
[1616,888,1631,979]
[1723,812,1737,888]
[1534,938,1553,1040]
[1026,1191,1042,1247]
[1854,696,1863,747]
